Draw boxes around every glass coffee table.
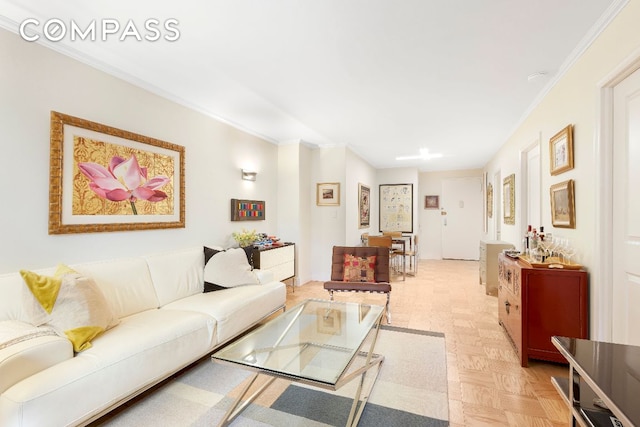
[212,298,385,427]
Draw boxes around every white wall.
[0,29,279,273]
[419,169,483,259]
[309,146,346,279]
[345,149,377,246]
[483,0,640,339]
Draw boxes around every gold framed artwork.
[424,195,439,209]
[486,182,493,219]
[358,183,370,229]
[379,183,413,233]
[549,124,574,175]
[503,174,515,225]
[49,111,185,234]
[316,182,340,206]
[550,179,576,228]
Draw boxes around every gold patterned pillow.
[343,254,376,282]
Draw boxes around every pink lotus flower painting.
[78,154,170,215]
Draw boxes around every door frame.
[519,137,541,243]
[594,46,640,341]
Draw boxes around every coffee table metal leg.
[216,372,275,427]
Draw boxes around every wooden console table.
[552,336,639,426]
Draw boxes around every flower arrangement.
[232,228,258,247]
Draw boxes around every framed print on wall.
[358,183,370,229]
[549,124,574,175]
[486,182,493,219]
[317,182,340,206]
[424,195,439,209]
[49,111,185,234]
[503,174,515,225]
[550,179,576,228]
[231,199,265,221]
[379,183,413,233]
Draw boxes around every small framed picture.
[550,179,575,228]
[316,182,340,206]
[550,124,574,175]
[425,195,439,209]
[503,174,515,225]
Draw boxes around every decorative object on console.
[231,228,259,248]
[359,183,370,228]
[379,183,413,233]
[317,182,340,206]
[20,265,119,352]
[550,179,575,228]
[424,195,439,209]
[231,199,265,221]
[549,124,574,175]
[503,174,515,225]
[49,111,185,234]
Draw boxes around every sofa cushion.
[203,247,259,290]
[71,257,158,319]
[20,266,119,352]
[0,321,73,394]
[144,247,204,307]
[0,309,215,427]
[162,281,286,344]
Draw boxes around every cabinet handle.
[505,300,511,314]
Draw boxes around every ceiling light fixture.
[396,148,443,161]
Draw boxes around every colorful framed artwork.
[231,199,265,221]
[550,124,574,175]
[503,174,515,225]
[317,182,340,206]
[379,183,413,233]
[48,111,185,234]
[424,195,439,209]
[550,179,576,228]
[358,183,370,229]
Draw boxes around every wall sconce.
[241,169,257,181]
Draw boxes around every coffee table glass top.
[212,299,384,386]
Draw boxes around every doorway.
[441,177,483,260]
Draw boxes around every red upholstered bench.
[323,246,392,324]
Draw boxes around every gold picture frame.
[503,174,515,225]
[486,182,493,219]
[550,179,576,228]
[49,111,185,234]
[358,183,370,228]
[549,124,574,175]
[316,182,340,206]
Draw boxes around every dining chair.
[367,235,402,278]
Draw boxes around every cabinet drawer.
[268,261,295,282]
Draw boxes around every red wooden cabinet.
[498,253,588,367]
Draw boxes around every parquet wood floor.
[285,259,571,427]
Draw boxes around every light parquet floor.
[286,259,571,427]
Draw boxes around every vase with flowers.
[232,228,258,248]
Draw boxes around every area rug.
[93,325,448,426]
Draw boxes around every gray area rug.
[94,325,448,426]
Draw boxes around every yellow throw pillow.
[20,265,119,352]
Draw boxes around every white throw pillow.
[204,248,259,289]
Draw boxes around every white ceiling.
[0,0,619,171]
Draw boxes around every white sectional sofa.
[0,246,287,427]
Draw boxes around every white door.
[441,177,483,260]
[612,66,640,345]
